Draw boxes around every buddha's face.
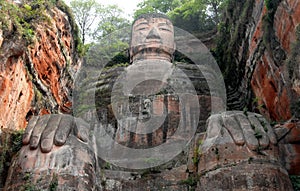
[130,17,175,62]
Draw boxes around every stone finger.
[222,110,243,116]
[22,116,39,145]
[40,114,62,153]
[202,115,233,152]
[255,115,277,144]
[248,114,269,149]
[235,114,259,150]
[54,114,73,146]
[74,117,90,143]
[222,112,244,146]
[206,114,223,139]
[30,115,51,150]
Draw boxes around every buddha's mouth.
[132,43,174,51]
[129,44,175,62]
[144,39,162,43]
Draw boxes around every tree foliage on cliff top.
[69,0,100,45]
[0,0,51,44]
[69,0,130,44]
[0,0,83,55]
[70,0,227,67]
[55,0,84,56]
[68,0,130,60]
[133,0,225,34]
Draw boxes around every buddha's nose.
[146,27,161,40]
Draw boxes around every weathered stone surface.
[198,111,293,190]
[0,1,81,189]
[0,56,34,130]
[248,0,300,121]
[215,0,300,186]
[4,134,97,191]
[0,1,80,131]
[2,2,300,190]
[198,162,293,191]
[218,0,300,122]
[274,0,300,52]
[250,52,292,120]
[277,120,300,175]
[94,61,210,149]
[101,165,189,191]
[0,128,23,189]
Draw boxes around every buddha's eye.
[136,23,149,31]
[159,27,171,32]
[138,27,147,31]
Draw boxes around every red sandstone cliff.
[217,0,300,122]
[0,0,81,131]
[216,0,300,176]
[248,0,300,121]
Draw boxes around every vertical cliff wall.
[0,0,81,189]
[0,0,81,130]
[216,0,300,122]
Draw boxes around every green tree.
[133,0,183,18]
[0,0,55,44]
[70,0,101,44]
[70,0,129,44]
[133,0,225,34]
[168,0,224,30]
[83,4,130,67]
[168,0,209,33]
[69,0,129,60]
[202,0,225,24]
[85,27,130,67]
[92,4,130,40]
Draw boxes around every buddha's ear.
[129,47,133,63]
[171,43,176,63]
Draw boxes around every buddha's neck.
[131,51,172,62]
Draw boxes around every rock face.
[3,57,212,190]
[202,0,300,189]
[198,111,293,190]
[216,0,300,122]
[0,128,23,188]
[0,0,80,189]
[247,0,300,121]
[1,0,300,190]
[0,0,80,131]
[92,62,210,190]
[95,61,211,141]
[5,134,97,191]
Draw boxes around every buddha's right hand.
[22,114,89,153]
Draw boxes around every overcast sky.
[63,0,143,21]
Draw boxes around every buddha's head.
[130,13,175,62]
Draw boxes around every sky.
[63,0,143,21]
